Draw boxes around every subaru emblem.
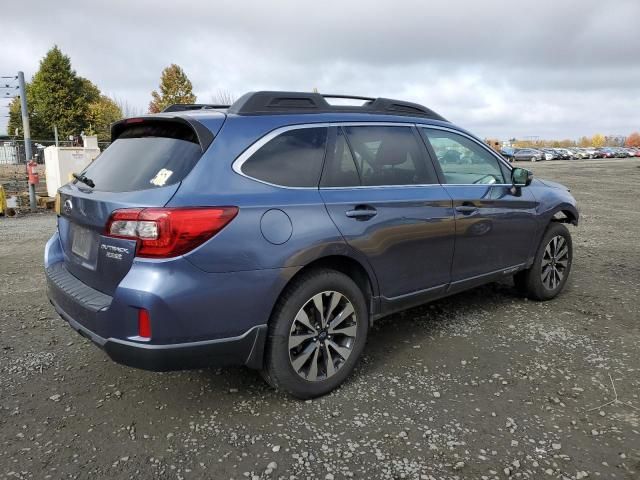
[63,199,73,215]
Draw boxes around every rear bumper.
[46,260,268,371]
[50,295,267,371]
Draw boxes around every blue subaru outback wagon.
[45,91,579,398]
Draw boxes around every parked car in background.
[597,147,615,158]
[514,148,544,162]
[500,146,516,162]
[613,147,629,158]
[552,148,572,160]
[582,148,597,159]
[44,91,579,398]
[567,148,585,159]
[541,148,559,160]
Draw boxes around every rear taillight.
[105,207,238,258]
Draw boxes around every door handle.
[346,206,377,220]
[455,205,479,215]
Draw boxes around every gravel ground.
[1,158,639,480]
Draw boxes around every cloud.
[1,0,639,138]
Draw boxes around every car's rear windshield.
[78,122,203,192]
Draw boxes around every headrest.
[374,138,408,167]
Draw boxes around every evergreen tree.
[148,64,196,113]
[8,46,100,139]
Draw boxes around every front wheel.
[514,222,573,301]
[262,269,369,399]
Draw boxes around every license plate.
[71,226,93,260]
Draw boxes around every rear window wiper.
[72,172,95,188]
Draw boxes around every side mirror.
[512,167,533,187]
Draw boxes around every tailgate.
[58,184,180,295]
[55,115,222,295]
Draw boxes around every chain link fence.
[0,139,110,164]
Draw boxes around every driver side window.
[421,128,506,185]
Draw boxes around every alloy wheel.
[288,291,358,382]
[541,235,570,290]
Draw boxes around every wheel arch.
[550,204,579,226]
[273,254,379,325]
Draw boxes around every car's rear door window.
[320,128,361,187]
[342,125,435,186]
[241,127,328,187]
[79,122,203,193]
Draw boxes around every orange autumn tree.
[625,132,640,147]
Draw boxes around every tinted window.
[80,122,202,192]
[242,127,327,187]
[421,128,506,185]
[343,126,434,186]
[320,128,360,187]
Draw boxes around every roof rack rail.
[162,103,230,113]
[227,91,446,121]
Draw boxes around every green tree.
[7,99,22,137]
[8,46,100,139]
[148,64,196,113]
[87,96,123,142]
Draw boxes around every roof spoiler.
[162,103,230,113]
[110,116,215,152]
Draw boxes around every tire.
[514,222,573,301]
[262,269,369,399]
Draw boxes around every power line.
[0,77,18,88]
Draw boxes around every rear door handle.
[346,206,377,220]
[455,205,479,215]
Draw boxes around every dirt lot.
[1,158,639,480]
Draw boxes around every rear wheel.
[514,222,573,301]
[262,269,368,399]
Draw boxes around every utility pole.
[18,71,36,212]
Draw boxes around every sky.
[1,0,639,140]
